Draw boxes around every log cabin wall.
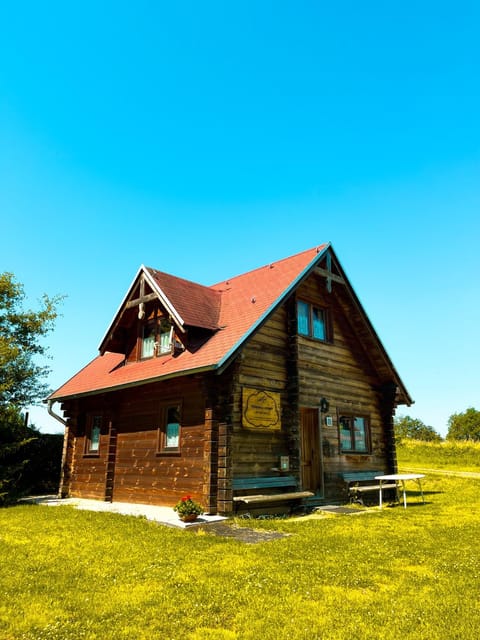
[67,398,110,501]
[295,274,394,500]
[231,305,292,479]
[64,375,207,507]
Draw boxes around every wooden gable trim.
[314,267,345,286]
[125,292,158,309]
[98,266,187,355]
[141,268,186,330]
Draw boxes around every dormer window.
[142,322,156,358]
[141,317,173,359]
[156,319,173,356]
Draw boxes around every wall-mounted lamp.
[320,397,329,413]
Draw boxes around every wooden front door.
[300,407,323,495]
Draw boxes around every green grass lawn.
[1,442,480,639]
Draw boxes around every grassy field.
[397,437,480,472]
[1,441,480,639]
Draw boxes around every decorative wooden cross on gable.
[125,274,158,319]
[315,251,345,293]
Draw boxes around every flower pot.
[180,514,198,523]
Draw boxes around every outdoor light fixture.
[320,397,329,413]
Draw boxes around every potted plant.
[173,495,204,522]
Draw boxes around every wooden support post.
[104,419,117,502]
[381,381,399,474]
[58,420,74,498]
[216,422,232,515]
[203,408,219,514]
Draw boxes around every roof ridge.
[145,267,218,293]
[210,244,327,288]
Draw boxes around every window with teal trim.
[297,300,329,341]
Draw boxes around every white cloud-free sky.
[1,1,479,436]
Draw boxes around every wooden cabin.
[48,244,412,515]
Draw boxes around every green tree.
[394,415,442,442]
[0,406,34,504]
[0,406,63,504]
[446,407,480,441]
[0,272,63,504]
[0,272,62,407]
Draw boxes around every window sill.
[298,334,331,344]
[139,352,172,362]
[83,453,100,458]
[156,450,181,457]
[342,451,371,456]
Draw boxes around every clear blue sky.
[1,1,479,436]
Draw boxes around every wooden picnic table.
[375,473,425,509]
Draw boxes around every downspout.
[47,400,69,498]
[47,399,67,427]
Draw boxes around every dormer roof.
[146,268,221,331]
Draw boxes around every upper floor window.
[157,319,173,355]
[142,323,156,358]
[141,317,173,359]
[297,300,328,341]
[339,415,369,453]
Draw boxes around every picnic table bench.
[232,475,314,509]
[341,470,398,505]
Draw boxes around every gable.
[99,266,221,356]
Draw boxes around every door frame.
[300,406,324,497]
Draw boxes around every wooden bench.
[233,475,314,510]
[341,471,398,505]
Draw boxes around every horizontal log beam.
[125,292,158,308]
[314,267,345,284]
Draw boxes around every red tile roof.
[147,268,221,330]
[49,245,327,400]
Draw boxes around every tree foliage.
[0,406,34,504]
[447,407,480,442]
[394,415,442,442]
[0,272,62,408]
[0,272,63,504]
[0,406,63,505]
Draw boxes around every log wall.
[231,305,291,480]
[66,376,207,507]
[295,276,394,499]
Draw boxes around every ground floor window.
[86,415,102,454]
[339,415,369,453]
[158,404,181,453]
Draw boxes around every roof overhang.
[48,363,218,403]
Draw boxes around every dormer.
[99,266,221,361]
